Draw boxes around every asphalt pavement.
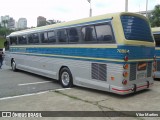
[0,62,160,120]
[0,62,61,98]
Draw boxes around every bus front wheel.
[59,67,73,88]
[11,60,17,72]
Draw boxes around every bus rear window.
[121,15,153,42]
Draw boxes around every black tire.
[11,60,17,72]
[59,67,73,88]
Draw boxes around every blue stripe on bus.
[10,45,155,62]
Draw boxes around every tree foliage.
[149,5,160,27]
[0,26,14,38]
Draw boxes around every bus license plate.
[137,73,146,79]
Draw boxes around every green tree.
[0,27,14,49]
[149,5,160,27]
[1,20,8,28]
[0,27,14,37]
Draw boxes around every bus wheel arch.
[59,66,73,88]
[11,58,17,72]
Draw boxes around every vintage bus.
[5,12,155,95]
[152,27,160,78]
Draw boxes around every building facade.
[37,16,46,27]
[0,15,10,28]
[18,18,27,29]
[8,17,16,30]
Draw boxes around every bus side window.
[67,28,79,43]
[18,35,27,44]
[57,30,68,43]
[48,31,56,43]
[154,34,160,47]
[40,32,48,43]
[82,26,97,42]
[28,33,39,44]
[10,37,17,45]
[32,33,39,43]
[95,24,115,43]
[28,34,33,43]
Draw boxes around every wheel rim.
[12,61,16,70]
[61,72,70,86]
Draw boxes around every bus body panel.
[5,44,154,95]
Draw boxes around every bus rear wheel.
[11,60,17,72]
[59,67,73,88]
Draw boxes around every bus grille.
[147,62,152,77]
[91,63,107,81]
[157,61,160,71]
[130,63,137,81]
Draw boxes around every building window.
[81,26,97,42]
[67,28,79,43]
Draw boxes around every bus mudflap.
[132,84,137,93]
[147,81,150,88]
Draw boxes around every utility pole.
[125,0,128,12]
[87,0,92,17]
[146,0,148,18]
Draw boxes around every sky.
[0,0,160,27]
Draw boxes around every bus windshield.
[153,33,160,47]
[121,15,153,42]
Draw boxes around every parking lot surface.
[0,64,160,120]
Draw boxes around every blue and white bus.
[152,27,160,78]
[5,12,155,95]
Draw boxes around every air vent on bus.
[91,63,107,81]
[157,61,160,71]
[130,63,137,81]
[147,62,152,77]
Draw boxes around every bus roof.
[152,27,160,33]
[8,12,147,37]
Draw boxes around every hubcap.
[61,72,70,86]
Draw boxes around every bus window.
[153,34,160,47]
[40,32,48,43]
[67,28,79,43]
[28,33,39,44]
[48,31,56,43]
[95,24,115,43]
[10,37,17,45]
[121,15,153,42]
[18,35,27,44]
[82,26,97,42]
[57,30,67,43]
